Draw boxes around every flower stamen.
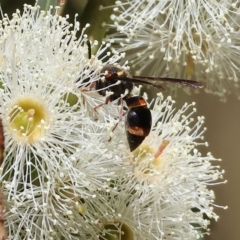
[100,222,134,240]
[154,139,169,159]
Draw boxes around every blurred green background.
[0,0,239,239]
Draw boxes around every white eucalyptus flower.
[0,4,125,239]
[0,3,225,240]
[109,93,226,239]
[106,0,240,99]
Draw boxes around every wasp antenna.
[152,83,166,91]
[86,40,91,60]
[180,81,204,88]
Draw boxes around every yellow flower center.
[132,140,169,183]
[9,97,49,143]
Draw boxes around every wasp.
[85,41,203,152]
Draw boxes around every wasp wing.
[116,76,166,91]
[131,76,203,89]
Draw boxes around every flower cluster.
[106,0,240,99]
[0,4,225,240]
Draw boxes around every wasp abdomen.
[125,96,152,151]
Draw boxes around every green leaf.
[38,0,67,15]
[80,0,116,54]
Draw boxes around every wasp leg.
[108,112,127,142]
[108,98,127,142]
[93,96,111,111]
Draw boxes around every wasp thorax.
[9,97,49,143]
